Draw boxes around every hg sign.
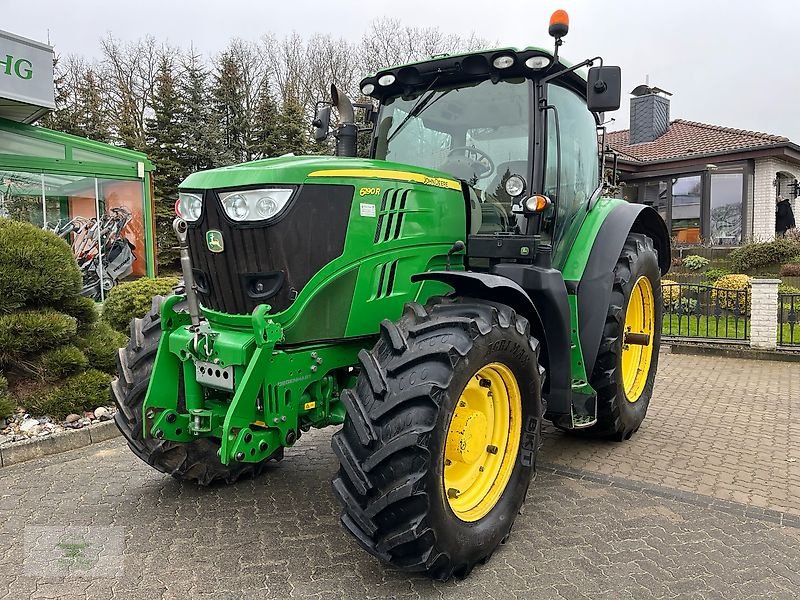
[0,54,33,80]
[0,29,55,122]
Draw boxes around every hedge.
[102,276,179,332]
[77,321,127,373]
[711,274,751,313]
[729,239,800,273]
[38,345,89,381]
[661,279,680,308]
[702,268,731,283]
[61,295,99,330]
[0,310,78,365]
[0,219,81,313]
[26,369,111,420]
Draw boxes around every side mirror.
[312,105,331,142]
[587,66,622,112]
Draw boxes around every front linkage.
[140,220,364,466]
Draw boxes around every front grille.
[186,184,354,315]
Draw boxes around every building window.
[710,172,743,245]
[643,180,669,223]
[671,175,702,244]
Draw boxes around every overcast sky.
[5,0,800,141]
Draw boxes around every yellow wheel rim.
[443,362,521,522]
[620,275,655,403]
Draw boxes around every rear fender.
[412,270,573,417]
[572,203,670,376]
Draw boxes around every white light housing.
[525,55,552,70]
[504,175,526,198]
[492,55,515,69]
[361,83,375,95]
[377,73,396,86]
[177,192,203,222]
[218,188,294,222]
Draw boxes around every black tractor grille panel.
[187,184,353,315]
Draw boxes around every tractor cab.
[320,11,623,269]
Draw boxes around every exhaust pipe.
[173,217,202,329]
[331,84,357,158]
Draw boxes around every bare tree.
[100,35,160,150]
[357,18,490,76]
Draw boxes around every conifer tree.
[276,82,310,156]
[249,77,280,159]
[181,50,223,171]
[145,54,184,267]
[212,51,247,164]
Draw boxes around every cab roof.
[360,46,588,101]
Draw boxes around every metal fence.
[662,282,750,341]
[778,293,800,346]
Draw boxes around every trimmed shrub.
[0,374,14,418]
[61,295,99,330]
[711,274,751,313]
[38,345,89,380]
[102,276,179,332]
[702,268,731,283]
[729,239,800,273]
[77,322,127,373]
[0,219,81,313]
[0,310,77,365]
[661,279,680,308]
[780,260,800,277]
[779,283,800,295]
[26,369,111,420]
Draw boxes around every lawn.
[662,314,748,340]
[662,314,800,345]
[778,322,800,345]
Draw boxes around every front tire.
[588,233,662,440]
[331,298,543,580]
[111,296,278,485]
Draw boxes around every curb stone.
[0,420,120,468]
[670,342,800,362]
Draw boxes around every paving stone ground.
[542,352,800,515]
[1,352,798,599]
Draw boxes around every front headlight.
[218,188,294,222]
[177,192,203,222]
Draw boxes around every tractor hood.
[180,156,461,192]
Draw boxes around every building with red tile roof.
[606,88,800,244]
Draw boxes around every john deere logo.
[206,230,224,253]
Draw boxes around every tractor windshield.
[374,79,531,234]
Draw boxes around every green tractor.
[113,11,668,579]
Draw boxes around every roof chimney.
[628,84,671,144]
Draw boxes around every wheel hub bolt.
[487,444,499,454]
[166,413,177,423]
[444,459,452,466]
[235,452,245,461]
[259,441,268,452]
[155,429,164,439]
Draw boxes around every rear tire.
[111,296,279,485]
[587,233,662,440]
[331,297,543,580]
